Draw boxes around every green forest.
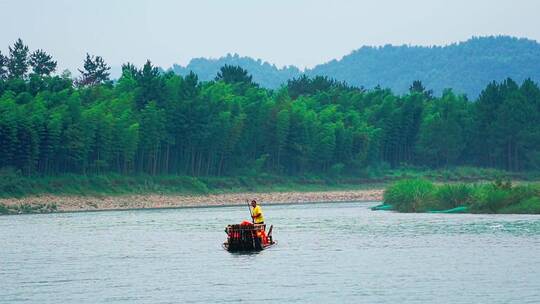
[1,39,540,180]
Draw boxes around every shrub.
[498,197,540,214]
[471,185,512,213]
[471,183,539,213]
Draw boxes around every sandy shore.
[0,189,384,213]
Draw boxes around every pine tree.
[7,38,30,79]
[215,65,253,84]
[135,60,165,109]
[29,49,57,77]
[409,80,433,98]
[0,51,8,80]
[77,53,110,86]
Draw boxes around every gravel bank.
[0,189,384,213]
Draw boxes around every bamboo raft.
[223,222,275,252]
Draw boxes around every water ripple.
[1,202,539,304]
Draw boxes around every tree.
[77,53,110,86]
[39,111,62,174]
[317,123,337,171]
[139,101,166,174]
[121,62,139,78]
[492,79,536,171]
[287,75,352,99]
[409,80,433,98]
[215,65,253,84]
[112,110,139,173]
[181,71,200,100]
[0,51,8,79]
[29,49,57,77]
[3,38,540,177]
[415,90,469,167]
[275,109,290,170]
[15,107,40,175]
[134,60,165,109]
[0,93,19,168]
[7,38,30,79]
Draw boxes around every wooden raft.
[223,223,275,252]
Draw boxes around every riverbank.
[1,168,535,199]
[2,168,539,215]
[0,189,384,214]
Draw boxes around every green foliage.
[471,185,512,213]
[0,51,8,80]
[416,90,470,166]
[29,49,57,77]
[77,53,111,86]
[0,39,540,183]
[434,184,474,209]
[329,163,345,178]
[215,65,253,85]
[7,38,30,79]
[384,179,540,214]
[498,197,540,214]
[383,179,436,212]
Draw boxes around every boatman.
[250,199,265,224]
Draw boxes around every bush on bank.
[383,179,540,214]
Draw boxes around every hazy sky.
[1,0,539,73]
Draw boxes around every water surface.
[2,202,540,303]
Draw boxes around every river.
[2,202,540,303]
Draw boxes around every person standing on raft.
[250,200,265,224]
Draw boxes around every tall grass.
[0,170,212,198]
[498,197,540,214]
[384,179,540,214]
[383,179,436,212]
[435,184,475,209]
[0,170,385,198]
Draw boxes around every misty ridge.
[165,36,540,98]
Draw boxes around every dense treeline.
[1,39,540,177]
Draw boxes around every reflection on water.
[1,202,540,303]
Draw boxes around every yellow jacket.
[252,205,265,224]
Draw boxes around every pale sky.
[1,0,539,73]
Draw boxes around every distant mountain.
[308,36,540,97]
[170,54,301,89]
[169,36,540,97]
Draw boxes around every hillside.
[170,54,301,89]
[169,36,540,97]
[309,36,540,97]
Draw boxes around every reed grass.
[384,178,540,214]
